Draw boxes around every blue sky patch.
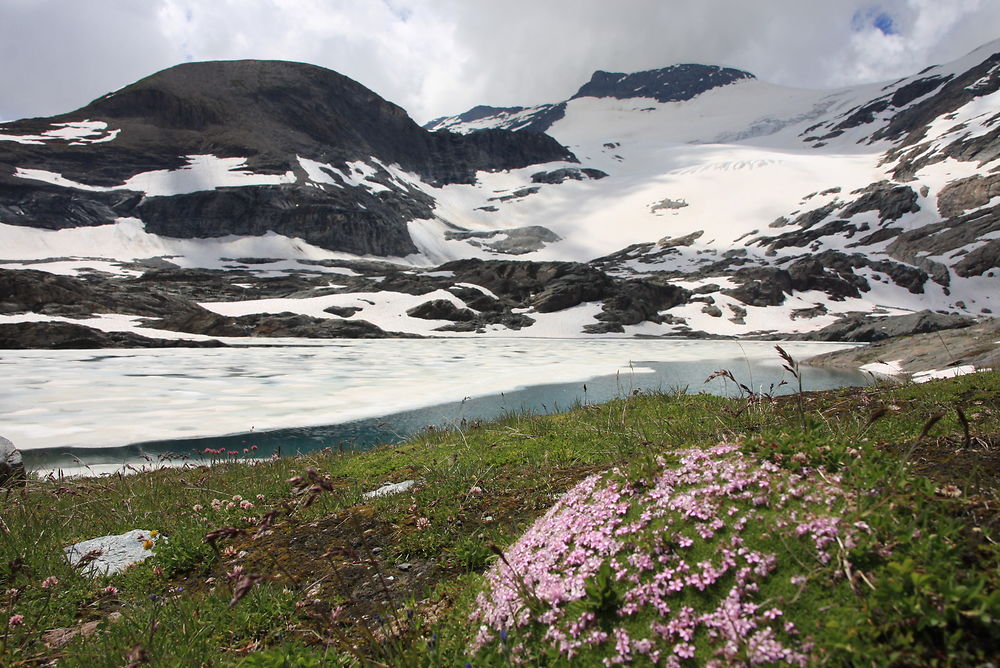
[851,7,899,35]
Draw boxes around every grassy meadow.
[2,357,999,666]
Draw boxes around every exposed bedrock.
[789,310,976,342]
[936,174,1000,218]
[0,321,226,349]
[406,299,477,322]
[530,167,608,184]
[134,185,425,257]
[721,249,931,307]
[887,203,1000,278]
[839,181,920,222]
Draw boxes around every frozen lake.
[1,338,866,475]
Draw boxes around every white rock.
[64,529,166,576]
[362,479,417,499]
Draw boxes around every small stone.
[398,562,412,571]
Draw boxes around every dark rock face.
[134,186,425,257]
[829,74,952,132]
[794,311,974,342]
[0,321,226,349]
[722,267,793,306]
[0,60,575,256]
[936,174,1000,218]
[0,268,236,323]
[954,238,1000,277]
[873,51,1000,146]
[597,280,688,327]
[840,181,920,222]
[406,299,476,322]
[531,168,608,184]
[439,259,613,309]
[429,105,526,127]
[887,203,1000,278]
[571,65,754,103]
[0,436,26,488]
[232,313,396,338]
[425,103,568,135]
[786,256,867,300]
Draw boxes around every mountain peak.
[571,64,755,103]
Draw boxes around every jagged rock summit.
[571,64,755,103]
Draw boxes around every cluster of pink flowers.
[201,445,259,456]
[194,494,264,524]
[471,443,861,665]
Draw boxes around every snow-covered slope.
[1,44,998,342]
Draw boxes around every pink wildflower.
[674,642,695,659]
[240,500,254,510]
[8,614,24,627]
[103,586,118,596]
[41,576,59,589]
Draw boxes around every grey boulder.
[0,436,25,488]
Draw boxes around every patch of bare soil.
[188,464,601,656]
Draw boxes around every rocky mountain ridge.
[1,60,573,258]
[1,44,998,346]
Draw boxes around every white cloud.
[1,0,998,124]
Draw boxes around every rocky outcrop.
[722,267,793,306]
[439,259,613,310]
[406,300,476,322]
[874,51,1000,147]
[840,181,920,222]
[232,313,399,338]
[531,168,608,184]
[887,203,1000,278]
[936,174,1000,218]
[571,65,754,103]
[0,321,226,349]
[793,310,974,342]
[594,280,689,330]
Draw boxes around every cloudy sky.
[1,0,998,124]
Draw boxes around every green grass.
[2,367,999,666]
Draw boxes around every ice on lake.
[0,338,865,475]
